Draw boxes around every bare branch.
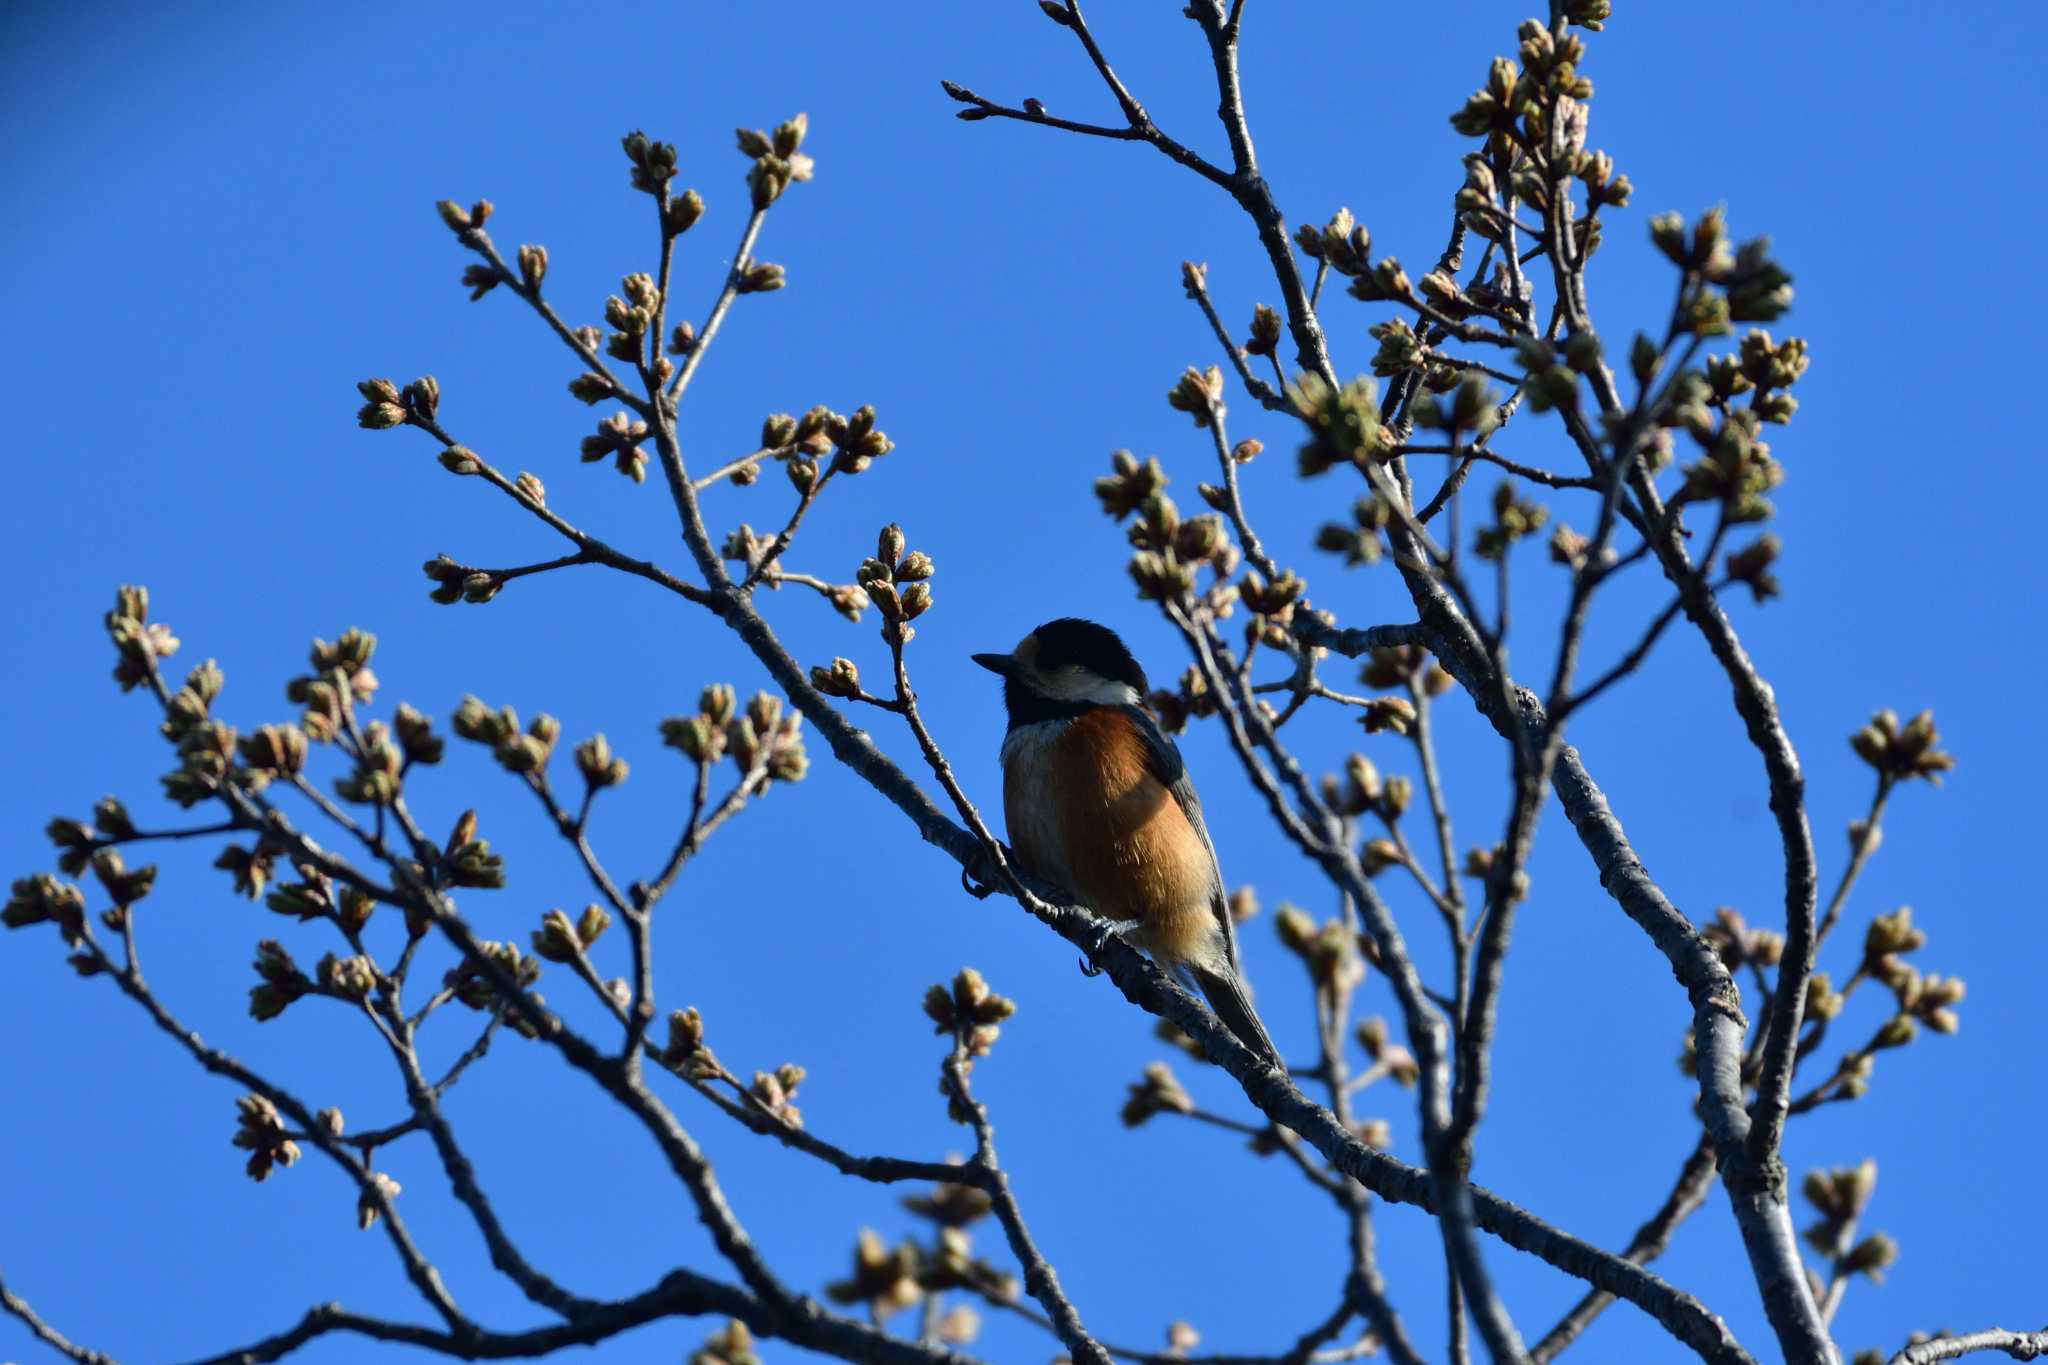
[1889,1329,2048,1365]
[942,1049,1111,1365]
[0,1271,115,1365]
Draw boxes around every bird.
[973,617,1283,1068]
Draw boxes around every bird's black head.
[971,618,1149,728]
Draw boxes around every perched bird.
[973,618,1282,1067]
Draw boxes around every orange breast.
[1003,710,1219,965]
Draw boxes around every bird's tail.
[1190,965,1283,1069]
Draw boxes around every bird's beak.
[971,652,1017,678]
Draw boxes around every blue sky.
[2,3,2042,1363]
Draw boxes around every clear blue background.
[2,3,2041,1362]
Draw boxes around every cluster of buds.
[1671,407,1783,524]
[356,375,440,430]
[1548,524,1596,572]
[1848,908,1940,1052]
[813,403,894,478]
[1891,967,1965,1037]
[731,257,785,295]
[1849,710,1955,785]
[598,272,662,366]
[516,243,548,292]
[214,841,279,899]
[1120,1060,1196,1127]
[388,702,442,765]
[247,940,311,1021]
[809,656,865,701]
[1702,906,1786,972]
[624,129,704,227]
[1344,254,1414,306]
[1239,569,1305,627]
[1722,330,1811,425]
[737,113,814,211]
[1450,23,1604,222]
[236,724,308,781]
[317,951,377,1002]
[1288,373,1395,476]
[1412,372,1502,439]
[158,658,224,745]
[263,864,334,923]
[1293,207,1373,278]
[1124,490,1235,605]
[162,716,239,809]
[1800,1158,1878,1250]
[574,733,629,791]
[1474,480,1550,560]
[902,1170,994,1228]
[440,808,506,890]
[532,905,611,964]
[749,1063,807,1129]
[691,1320,761,1365]
[923,968,1016,1058]
[1509,334,1581,413]
[451,695,560,777]
[1359,645,1455,699]
[232,1094,300,1182]
[1323,753,1414,825]
[1243,302,1283,359]
[82,847,155,912]
[460,260,500,301]
[435,198,494,236]
[106,585,179,693]
[2,874,88,944]
[1165,364,1226,428]
[660,1005,720,1080]
[1094,450,1169,519]
[1723,534,1783,603]
[1143,665,1217,735]
[580,410,651,483]
[1368,318,1425,379]
[1355,1017,1422,1087]
[1802,970,1846,1024]
[1275,905,1365,994]
[824,1229,923,1321]
[913,1219,1015,1309]
[334,720,404,806]
[1800,1166,1896,1283]
[444,939,541,1015]
[1650,208,1794,329]
[356,1171,403,1232]
[923,1234,1016,1308]
[1314,494,1394,569]
[665,688,808,784]
[282,628,380,746]
[620,129,678,194]
[1569,144,1633,214]
[856,523,935,643]
[44,815,102,878]
[336,885,374,936]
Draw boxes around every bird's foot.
[1076,915,1134,976]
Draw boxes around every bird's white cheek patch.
[1034,671,1142,707]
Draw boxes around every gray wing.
[1118,704,1243,972]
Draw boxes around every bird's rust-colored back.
[1003,708,1218,965]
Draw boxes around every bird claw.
[959,868,996,900]
[1076,916,1131,976]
